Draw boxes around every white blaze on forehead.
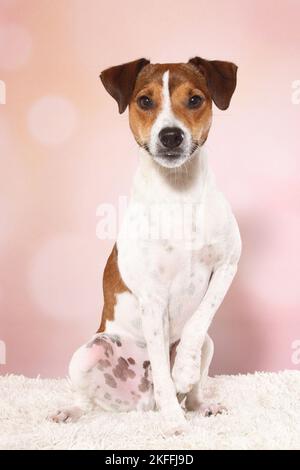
[149,70,192,162]
[150,70,174,150]
[162,70,171,117]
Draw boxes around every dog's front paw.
[172,354,200,395]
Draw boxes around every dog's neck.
[132,146,210,203]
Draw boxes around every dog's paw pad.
[48,406,82,423]
[161,419,188,437]
[199,403,227,417]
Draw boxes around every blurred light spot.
[245,211,300,309]
[28,234,99,321]
[0,23,32,69]
[0,80,6,104]
[0,199,11,252]
[28,95,78,145]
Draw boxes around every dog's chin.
[152,152,190,169]
[140,142,200,169]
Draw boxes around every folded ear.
[189,57,237,110]
[100,58,150,113]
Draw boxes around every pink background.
[0,0,299,377]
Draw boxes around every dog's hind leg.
[49,336,107,423]
[185,334,227,416]
[49,332,155,423]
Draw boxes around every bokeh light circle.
[28,234,100,321]
[28,95,78,145]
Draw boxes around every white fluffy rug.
[0,371,299,450]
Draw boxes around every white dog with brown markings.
[51,56,241,436]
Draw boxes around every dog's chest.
[117,195,222,340]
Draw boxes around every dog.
[51,56,241,436]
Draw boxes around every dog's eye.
[137,95,154,110]
[187,95,203,109]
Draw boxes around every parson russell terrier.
[51,56,241,435]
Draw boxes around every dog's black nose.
[159,127,184,149]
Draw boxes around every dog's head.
[100,57,237,168]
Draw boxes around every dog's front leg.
[140,296,187,436]
[172,262,238,395]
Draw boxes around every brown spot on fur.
[98,245,131,333]
[109,334,122,347]
[101,339,113,358]
[138,376,151,392]
[131,391,142,401]
[86,336,114,358]
[112,357,136,381]
[139,360,152,392]
[127,357,135,365]
[97,358,111,370]
[104,373,117,388]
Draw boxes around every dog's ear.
[100,58,150,113]
[188,57,237,110]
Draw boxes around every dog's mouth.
[141,142,200,168]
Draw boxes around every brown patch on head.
[168,64,213,144]
[100,58,150,113]
[101,57,237,159]
[188,57,237,110]
[101,58,237,155]
[129,58,237,150]
[129,64,165,146]
[128,62,213,148]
